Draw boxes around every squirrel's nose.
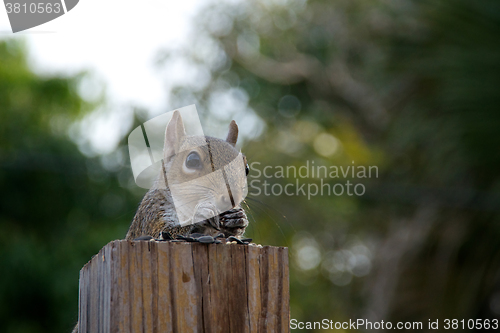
[218,193,234,211]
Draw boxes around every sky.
[0,0,205,153]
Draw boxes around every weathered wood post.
[77,240,289,332]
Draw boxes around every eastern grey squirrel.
[72,111,249,333]
[125,110,249,240]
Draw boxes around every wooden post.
[77,240,289,333]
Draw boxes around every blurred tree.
[0,40,142,333]
[2,0,500,330]
[158,0,500,329]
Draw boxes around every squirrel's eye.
[245,163,250,176]
[185,152,202,169]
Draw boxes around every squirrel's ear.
[226,120,238,147]
[164,110,186,160]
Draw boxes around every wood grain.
[77,240,289,333]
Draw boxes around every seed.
[198,236,215,244]
[176,235,196,242]
[134,235,153,241]
[160,232,173,240]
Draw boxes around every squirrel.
[125,110,249,240]
[72,112,249,333]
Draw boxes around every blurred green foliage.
[0,40,142,332]
[1,0,500,331]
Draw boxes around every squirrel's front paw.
[192,202,220,232]
[219,207,248,237]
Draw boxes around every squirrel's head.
[159,110,248,227]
